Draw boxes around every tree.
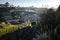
[38,8,60,40]
[5,2,10,7]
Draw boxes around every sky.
[0,0,60,8]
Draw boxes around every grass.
[0,22,31,37]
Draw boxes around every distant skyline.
[0,0,60,8]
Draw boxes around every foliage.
[38,8,60,40]
[0,22,31,36]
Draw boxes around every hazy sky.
[0,0,60,8]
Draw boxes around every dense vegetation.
[0,22,39,40]
[0,22,31,36]
[37,5,60,40]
